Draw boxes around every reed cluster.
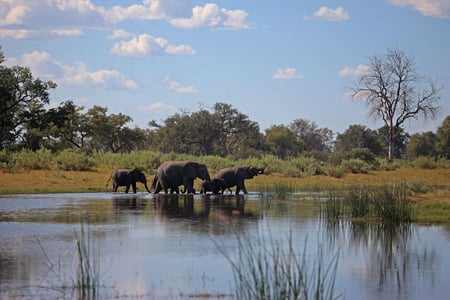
[324,183,416,223]
[216,232,340,299]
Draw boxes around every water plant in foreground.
[216,231,341,300]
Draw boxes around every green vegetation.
[216,232,340,300]
[324,184,415,223]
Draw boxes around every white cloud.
[110,34,196,56]
[169,3,250,29]
[388,0,450,18]
[305,6,349,21]
[141,102,178,112]
[338,65,370,77]
[107,29,133,40]
[165,77,198,93]
[6,50,137,89]
[272,68,303,80]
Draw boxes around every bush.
[325,165,346,178]
[55,149,95,171]
[9,149,54,170]
[341,159,370,174]
[414,156,437,169]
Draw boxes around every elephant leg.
[132,182,137,193]
[125,184,130,193]
[112,183,118,192]
[154,181,162,194]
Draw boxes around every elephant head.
[199,180,219,194]
[214,165,265,194]
[240,166,265,179]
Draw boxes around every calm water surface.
[0,192,449,299]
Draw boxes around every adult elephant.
[107,168,151,193]
[153,161,211,194]
[214,166,264,194]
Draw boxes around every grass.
[216,231,341,300]
[324,183,416,223]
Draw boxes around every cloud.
[107,29,133,40]
[110,34,196,56]
[304,6,349,21]
[272,68,303,80]
[165,77,198,93]
[141,102,178,112]
[338,65,370,77]
[0,1,248,39]
[387,0,450,18]
[6,50,137,89]
[169,3,250,29]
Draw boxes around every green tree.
[86,106,134,152]
[407,131,437,159]
[377,126,409,159]
[0,48,57,149]
[289,118,334,152]
[350,49,440,162]
[335,124,384,155]
[435,115,450,159]
[264,125,299,159]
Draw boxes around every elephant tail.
[105,175,112,187]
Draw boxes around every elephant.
[214,166,264,194]
[107,168,151,193]
[152,160,211,194]
[199,178,230,194]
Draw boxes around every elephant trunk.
[144,182,151,193]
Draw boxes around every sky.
[1,0,449,135]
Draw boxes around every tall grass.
[257,182,296,200]
[216,232,341,300]
[74,224,100,300]
[324,184,416,223]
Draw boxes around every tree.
[335,124,384,155]
[407,132,437,159]
[351,49,440,162]
[264,125,299,159]
[436,115,450,159]
[289,118,334,152]
[0,49,56,149]
[86,106,134,152]
[377,126,409,159]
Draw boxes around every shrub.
[341,159,370,174]
[414,156,437,169]
[325,165,346,178]
[9,149,54,170]
[55,150,95,171]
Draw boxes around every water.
[0,192,449,299]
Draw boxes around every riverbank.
[1,166,449,223]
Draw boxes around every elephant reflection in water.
[153,194,197,218]
[112,195,147,212]
[208,195,253,220]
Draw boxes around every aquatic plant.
[216,231,341,300]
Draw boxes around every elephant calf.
[199,178,230,194]
[214,166,264,194]
[107,168,151,194]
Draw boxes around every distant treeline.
[1,46,449,162]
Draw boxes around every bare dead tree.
[351,49,440,162]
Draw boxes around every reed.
[216,231,341,300]
[324,184,416,223]
[74,223,100,300]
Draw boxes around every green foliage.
[414,156,437,169]
[9,148,54,170]
[55,149,95,171]
[325,184,415,223]
[341,159,370,174]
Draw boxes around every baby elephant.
[199,178,230,194]
[107,168,151,193]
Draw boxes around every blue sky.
[1,0,449,134]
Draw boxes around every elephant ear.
[182,162,196,178]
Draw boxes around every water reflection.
[0,193,449,299]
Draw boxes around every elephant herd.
[107,160,264,195]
